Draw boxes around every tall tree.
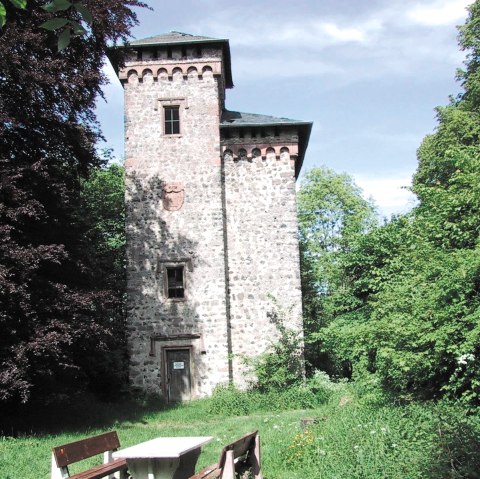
[297,166,377,373]
[0,0,145,404]
[319,1,480,404]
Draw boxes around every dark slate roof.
[220,110,311,127]
[221,110,312,177]
[129,31,227,46]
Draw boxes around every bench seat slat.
[68,458,127,479]
[189,463,221,479]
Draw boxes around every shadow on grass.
[0,392,181,436]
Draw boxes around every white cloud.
[406,0,472,26]
[199,15,381,50]
[354,174,417,217]
[189,1,466,85]
[319,22,368,43]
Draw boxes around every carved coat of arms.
[162,182,185,211]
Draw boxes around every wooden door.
[166,349,192,402]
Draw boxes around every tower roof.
[129,31,227,46]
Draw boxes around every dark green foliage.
[297,166,377,374]
[302,1,480,406]
[80,163,127,397]
[0,1,144,405]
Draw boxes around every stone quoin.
[108,32,312,401]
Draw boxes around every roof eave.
[220,121,312,128]
[129,38,229,47]
[295,122,312,178]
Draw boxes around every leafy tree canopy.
[0,0,145,405]
[305,1,480,405]
[297,166,377,373]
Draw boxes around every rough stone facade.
[110,32,311,400]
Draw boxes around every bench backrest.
[217,431,258,470]
[53,432,121,467]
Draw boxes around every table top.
[112,436,214,459]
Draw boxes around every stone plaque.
[162,183,185,211]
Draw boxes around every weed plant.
[208,375,333,416]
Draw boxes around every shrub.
[246,299,304,392]
[208,384,251,416]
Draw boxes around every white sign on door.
[173,361,185,370]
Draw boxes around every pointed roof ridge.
[129,31,228,46]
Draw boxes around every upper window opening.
[166,266,184,298]
[181,46,187,58]
[164,106,180,135]
[136,49,143,61]
[167,46,173,59]
[195,46,202,58]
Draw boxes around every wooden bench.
[51,431,128,479]
[189,431,262,479]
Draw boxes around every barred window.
[166,266,184,298]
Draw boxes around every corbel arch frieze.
[221,143,299,160]
[119,60,223,81]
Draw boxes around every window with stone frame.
[165,265,185,299]
[164,105,180,135]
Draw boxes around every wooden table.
[112,436,213,479]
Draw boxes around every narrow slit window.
[166,266,184,298]
[164,106,180,135]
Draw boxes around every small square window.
[166,266,184,299]
[164,106,180,135]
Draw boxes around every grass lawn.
[1,385,479,479]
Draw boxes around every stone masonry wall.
[222,137,304,388]
[123,49,230,397]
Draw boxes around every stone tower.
[109,32,312,401]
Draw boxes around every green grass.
[1,386,479,479]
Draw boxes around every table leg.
[127,458,179,479]
[173,448,201,479]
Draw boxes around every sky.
[96,0,474,217]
